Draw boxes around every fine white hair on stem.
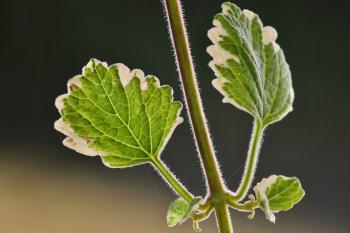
[161,0,227,195]
[235,120,264,201]
[150,159,191,198]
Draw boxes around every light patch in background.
[0,148,348,233]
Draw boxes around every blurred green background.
[1,0,349,232]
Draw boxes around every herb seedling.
[54,1,304,232]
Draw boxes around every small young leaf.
[208,2,294,126]
[54,59,183,168]
[167,197,202,228]
[254,175,305,223]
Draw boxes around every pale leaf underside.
[208,2,294,126]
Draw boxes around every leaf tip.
[207,45,232,64]
[262,26,278,44]
[131,68,145,82]
[86,58,107,69]
[55,94,67,112]
[54,118,71,136]
[67,75,82,93]
[262,26,281,52]
[208,26,225,44]
[242,9,256,21]
[212,78,227,96]
[176,116,184,125]
[114,63,132,86]
[221,2,235,14]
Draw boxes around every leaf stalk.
[152,158,193,202]
[232,120,265,202]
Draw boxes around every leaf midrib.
[65,100,149,157]
[267,180,299,203]
[94,64,152,157]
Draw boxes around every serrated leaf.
[167,197,201,228]
[54,59,183,168]
[208,2,294,126]
[254,175,305,223]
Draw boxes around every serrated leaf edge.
[54,58,183,160]
[254,175,305,223]
[207,3,289,122]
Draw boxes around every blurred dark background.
[1,0,349,232]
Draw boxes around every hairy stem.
[233,120,265,202]
[162,0,232,232]
[152,158,193,202]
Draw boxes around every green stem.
[163,0,231,232]
[152,158,193,202]
[162,0,225,201]
[232,120,265,202]
[215,204,233,233]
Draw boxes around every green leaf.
[167,197,202,228]
[207,2,294,126]
[254,175,305,223]
[54,59,183,168]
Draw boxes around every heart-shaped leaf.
[54,59,183,168]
